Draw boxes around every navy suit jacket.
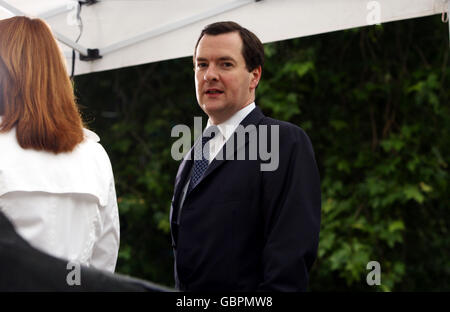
[170,106,321,291]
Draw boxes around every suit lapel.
[172,138,198,208]
[200,106,265,183]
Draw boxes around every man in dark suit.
[170,21,321,291]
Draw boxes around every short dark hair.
[193,21,264,72]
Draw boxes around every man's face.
[194,32,261,125]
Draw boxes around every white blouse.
[0,120,120,272]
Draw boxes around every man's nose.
[204,64,219,82]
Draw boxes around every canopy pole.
[101,0,263,56]
[57,32,89,56]
[38,3,73,19]
[38,0,98,19]
[0,0,90,56]
[0,0,21,16]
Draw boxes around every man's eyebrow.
[195,56,237,62]
[218,56,236,62]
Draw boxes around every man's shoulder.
[258,115,309,143]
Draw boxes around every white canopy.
[0,0,448,76]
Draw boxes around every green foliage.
[74,16,449,290]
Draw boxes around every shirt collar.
[206,102,256,141]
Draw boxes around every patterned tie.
[187,125,219,193]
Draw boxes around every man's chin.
[200,104,228,123]
[200,101,223,113]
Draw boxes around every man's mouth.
[205,89,224,94]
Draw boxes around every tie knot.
[202,125,219,146]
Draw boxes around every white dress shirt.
[178,102,256,210]
[206,102,256,163]
[0,117,120,272]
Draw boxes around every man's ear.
[249,66,262,90]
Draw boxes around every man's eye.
[222,62,233,67]
[197,63,207,68]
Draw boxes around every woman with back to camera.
[0,16,120,272]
